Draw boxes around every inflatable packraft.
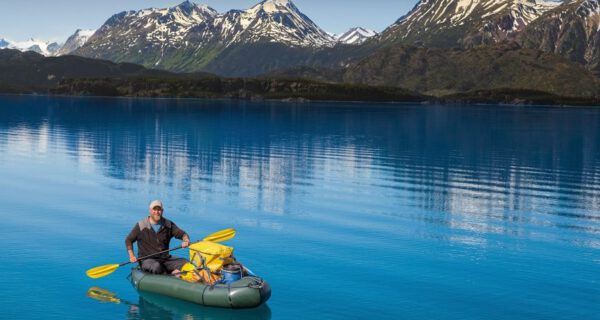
[130,241,271,308]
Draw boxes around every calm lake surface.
[1,95,599,319]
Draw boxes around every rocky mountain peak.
[169,1,218,18]
[57,29,96,56]
[254,0,295,13]
[380,0,561,47]
[175,0,198,11]
[519,0,600,74]
[230,0,334,47]
[336,27,377,45]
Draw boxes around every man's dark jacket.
[125,217,188,260]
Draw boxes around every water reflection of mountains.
[2,95,600,225]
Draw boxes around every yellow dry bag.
[189,241,234,272]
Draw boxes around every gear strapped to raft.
[177,240,262,288]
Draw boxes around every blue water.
[1,95,599,319]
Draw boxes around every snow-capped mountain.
[380,0,562,47]
[56,29,96,55]
[336,27,377,45]
[74,0,335,72]
[0,38,62,56]
[91,1,217,49]
[520,0,600,75]
[212,0,334,47]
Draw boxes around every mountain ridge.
[378,0,562,48]
[0,37,62,56]
[519,0,600,74]
[4,0,600,102]
[72,0,336,73]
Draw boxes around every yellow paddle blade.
[86,264,120,279]
[203,228,236,243]
[86,286,121,304]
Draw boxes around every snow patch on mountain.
[57,29,97,55]
[335,27,377,44]
[0,38,61,56]
[575,0,600,18]
[261,0,294,13]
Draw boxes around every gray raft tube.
[130,268,272,309]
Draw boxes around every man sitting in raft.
[125,200,190,274]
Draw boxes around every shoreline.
[2,91,599,108]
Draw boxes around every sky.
[0,0,418,42]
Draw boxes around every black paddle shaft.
[118,244,189,267]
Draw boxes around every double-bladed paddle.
[85,228,235,279]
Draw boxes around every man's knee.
[164,257,188,273]
[141,259,165,274]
